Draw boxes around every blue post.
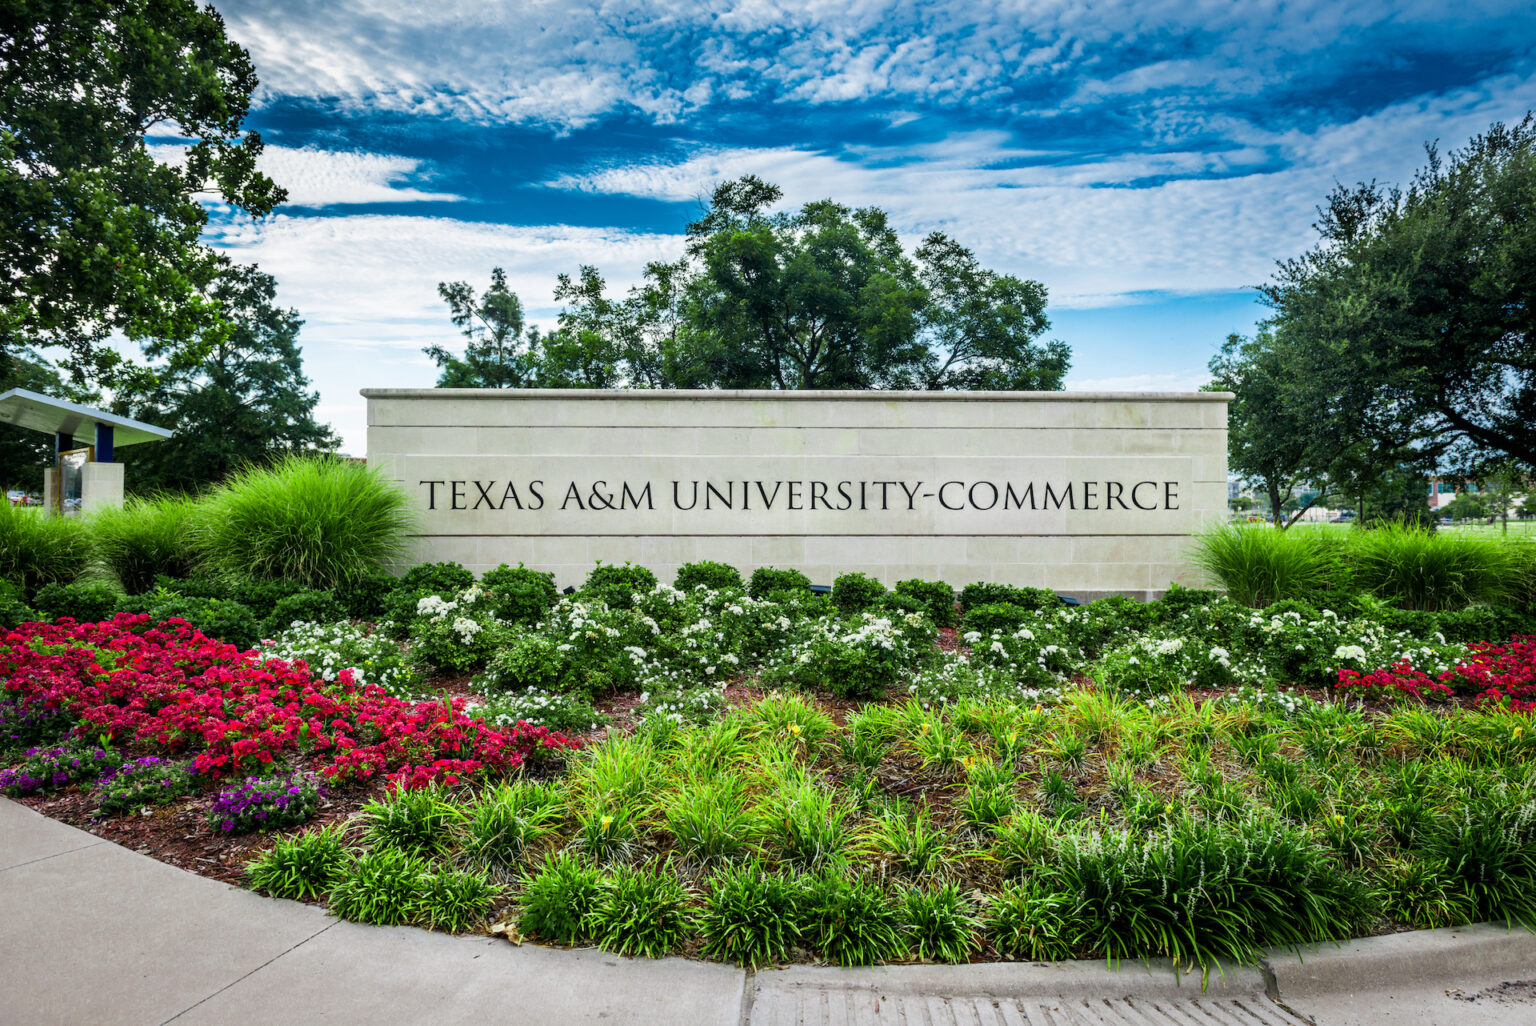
[94,422,114,463]
[54,431,71,463]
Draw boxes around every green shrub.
[985,877,1072,959]
[468,690,609,734]
[831,571,886,615]
[196,456,413,589]
[894,579,957,627]
[262,589,346,636]
[586,863,692,958]
[958,582,1059,612]
[1375,856,1475,929]
[462,781,565,871]
[480,563,558,623]
[1423,805,1536,924]
[0,502,92,596]
[862,805,950,878]
[245,826,353,901]
[412,867,502,933]
[382,562,475,627]
[762,781,855,869]
[146,594,262,649]
[89,495,203,593]
[1191,524,1341,607]
[265,620,419,695]
[902,883,982,962]
[519,852,604,946]
[328,848,429,926]
[675,560,744,592]
[582,562,657,609]
[0,580,37,627]
[475,636,574,694]
[361,786,465,857]
[663,773,758,865]
[33,580,123,623]
[748,566,813,599]
[1345,526,1523,611]
[960,602,1031,636]
[801,871,906,966]
[698,862,805,967]
[333,571,396,620]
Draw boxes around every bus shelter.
[0,388,173,513]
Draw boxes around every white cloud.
[1066,370,1210,392]
[152,142,462,207]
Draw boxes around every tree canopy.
[428,176,1069,391]
[116,265,336,492]
[1260,114,1536,476]
[0,0,283,376]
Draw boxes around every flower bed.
[1,615,579,791]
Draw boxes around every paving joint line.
[158,920,338,1025]
[0,839,107,874]
[737,967,756,1025]
[1256,957,1316,1025]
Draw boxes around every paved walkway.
[3,797,1534,1025]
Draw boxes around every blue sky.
[195,0,1536,452]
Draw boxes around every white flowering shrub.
[906,653,1065,709]
[406,585,507,672]
[466,689,608,734]
[761,611,931,698]
[963,622,1080,684]
[263,621,419,696]
[635,684,729,733]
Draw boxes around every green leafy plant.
[985,876,1073,959]
[262,589,346,636]
[1345,525,1522,611]
[245,826,353,901]
[582,561,657,609]
[462,780,565,871]
[762,781,856,870]
[328,848,429,926]
[663,773,757,865]
[675,560,743,592]
[518,852,604,946]
[894,578,957,627]
[361,786,465,857]
[0,502,92,596]
[831,571,887,615]
[698,861,805,967]
[903,883,982,962]
[1191,523,1341,607]
[586,863,692,958]
[88,495,202,593]
[480,563,559,623]
[32,580,123,624]
[800,870,905,966]
[748,566,813,599]
[862,804,951,878]
[196,456,414,589]
[412,866,503,933]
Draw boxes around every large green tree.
[117,265,335,491]
[425,267,538,388]
[1262,114,1536,474]
[0,0,284,376]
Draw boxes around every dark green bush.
[958,582,1060,612]
[33,580,124,623]
[831,571,886,615]
[675,560,744,592]
[748,566,813,599]
[0,502,92,596]
[0,580,38,628]
[229,577,309,620]
[333,571,396,620]
[960,602,1031,636]
[146,594,262,649]
[477,635,573,694]
[197,456,414,589]
[801,871,906,966]
[411,867,502,933]
[1344,526,1522,611]
[894,579,957,626]
[481,563,558,623]
[381,561,474,629]
[1152,583,1223,618]
[586,863,693,958]
[902,883,982,962]
[89,495,203,593]
[328,848,428,926]
[582,562,657,608]
[263,589,346,635]
[879,592,926,617]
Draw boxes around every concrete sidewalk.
[3,798,1534,1026]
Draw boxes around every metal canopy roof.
[0,388,174,447]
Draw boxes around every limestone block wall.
[362,389,1231,600]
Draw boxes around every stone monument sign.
[362,389,1230,600]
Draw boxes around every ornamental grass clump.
[902,883,983,963]
[586,863,693,958]
[800,870,906,966]
[412,866,502,933]
[246,826,354,901]
[89,495,202,593]
[1345,525,1523,611]
[518,852,604,946]
[361,785,464,857]
[462,780,565,871]
[196,455,414,590]
[208,773,321,834]
[663,772,758,866]
[697,861,805,967]
[0,501,92,596]
[1191,523,1340,607]
[329,848,429,926]
[762,780,857,870]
